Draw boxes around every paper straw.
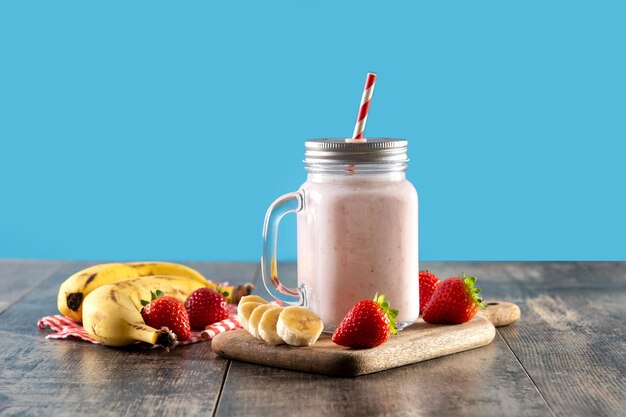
[351,72,377,140]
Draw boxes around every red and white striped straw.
[351,72,377,140]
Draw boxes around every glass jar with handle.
[262,138,419,330]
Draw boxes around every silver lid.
[304,138,408,164]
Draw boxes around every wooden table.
[0,261,624,417]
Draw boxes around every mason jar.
[262,138,419,330]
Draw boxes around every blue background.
[1,1,624,261]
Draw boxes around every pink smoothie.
[297,171,419,327]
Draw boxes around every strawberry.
[185,288,230,330]
[422,274,486,324]
[419,271,441,314]
[141,290,191,341]
[331,293,398,349]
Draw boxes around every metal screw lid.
[304,138,409,164]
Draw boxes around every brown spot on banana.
[109,289,118,304]
[90,323,112,341]
[106,290,136,313]
[84,272,98,286]
[66,293,83,311]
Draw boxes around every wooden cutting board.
[212,301,520,377]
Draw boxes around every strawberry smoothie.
[297,171,419,328]
[261,138,419,330]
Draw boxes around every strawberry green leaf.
[141,299,149,306]
[155,290,164,298]
[373,293,399,335]
[150,291,157,301]
[214,284,230,298]
[462,273,487,309]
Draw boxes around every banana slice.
[276,306,324,347]
[247,304,278,338]
[238,295,268,306]
[258,307,285,345]
[237,301,263,329]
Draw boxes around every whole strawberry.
[422,274,485,324]
[419,271,441,314]
[185,288,230,330]
[332,293,398,349]
[141,290,191,341]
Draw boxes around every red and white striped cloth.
[37,304,241,346]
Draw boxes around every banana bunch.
[237,295,324,347]
[57,262,252,322]
[82,275,205,349]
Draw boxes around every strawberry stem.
[462,273,487,309]
[141,289,165,314]
[215,284,230,298]
[373,293,399,335]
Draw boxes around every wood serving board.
[212,301,520,377]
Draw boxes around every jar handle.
[261,191,307,306]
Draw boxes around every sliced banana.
[247,304,278,338]
[236,295,268,329]
[276,306,324,347]
[258,307,285,345]
[237,301,263,329]
[238,295,269,306]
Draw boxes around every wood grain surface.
[0,261,257,417]
[479,301,521,326]
[215,332,553,417]
[0,260,69,314]
[0,261,624,417]
[213,315,497,376]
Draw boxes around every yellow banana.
[82,275,206,348]
[125,262,208,285]
[57,263,143,322]
[126,261,253,304]
[58,261,253,322]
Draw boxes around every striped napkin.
[37,304,241,346]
